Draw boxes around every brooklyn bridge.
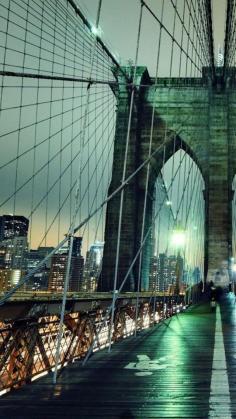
[0,0,236,417]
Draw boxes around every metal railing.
[0,295,186,394]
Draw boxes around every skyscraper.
[48,251,68,292]
[69,237,84,292]
[82,241,104,291]
[0,215,29,241]
[149,255,159,291]
[25,247,54,291]
[0,215,29,271]
[2,236,28,270]
[157,253,169,292]
[149,253,184,294]
[0,215,29,290]
[48,237,84,292]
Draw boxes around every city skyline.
[0,212,105,293]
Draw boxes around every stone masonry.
[100,67,236,291]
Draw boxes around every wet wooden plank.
[0,303,220,418]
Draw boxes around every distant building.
[26,249,43,272]
[1,236,28,270]
[69,236,84,292]
[174,253,184,294]
[0,215,29,291]
[48,237,84,292]
[149,253,184,293]
[217,44,224,67]
[149,256,158,291]
[0,268,9,291]
[37,247,54,268]
[48,252,68,292]
[70,255,84,291]
[168,255,179,292]
[0,215,29,241]
[154,176,175,255]
[0,214,29,270]
[82,241,104,292]
[0,268,22,292]
[158,253,169,292]
[25,247,54,291]
[0,246,7,268]
[26,247,54,271]
[26,269,50,291]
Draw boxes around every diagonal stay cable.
[83,141,190,363]
[0,94,114,210]
[0,127,183,306]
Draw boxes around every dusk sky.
[0,0,228,258]
[78,0,227,72]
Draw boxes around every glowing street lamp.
[171,227,186,248]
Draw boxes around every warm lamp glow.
[172,229,186,247]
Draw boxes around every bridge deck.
[1,295,236,418]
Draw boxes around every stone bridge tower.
[99,67,236,292]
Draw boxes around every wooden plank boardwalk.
[1,295,236,418]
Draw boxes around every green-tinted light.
[91,25,99,36]
[172,229,186,247]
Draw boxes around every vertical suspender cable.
[108,1,144,352]
[82,136,190,365]
[53,0,103,384]
[134,0,165,337]
[29,0,45,250]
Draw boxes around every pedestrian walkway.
[1,296,236,418]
